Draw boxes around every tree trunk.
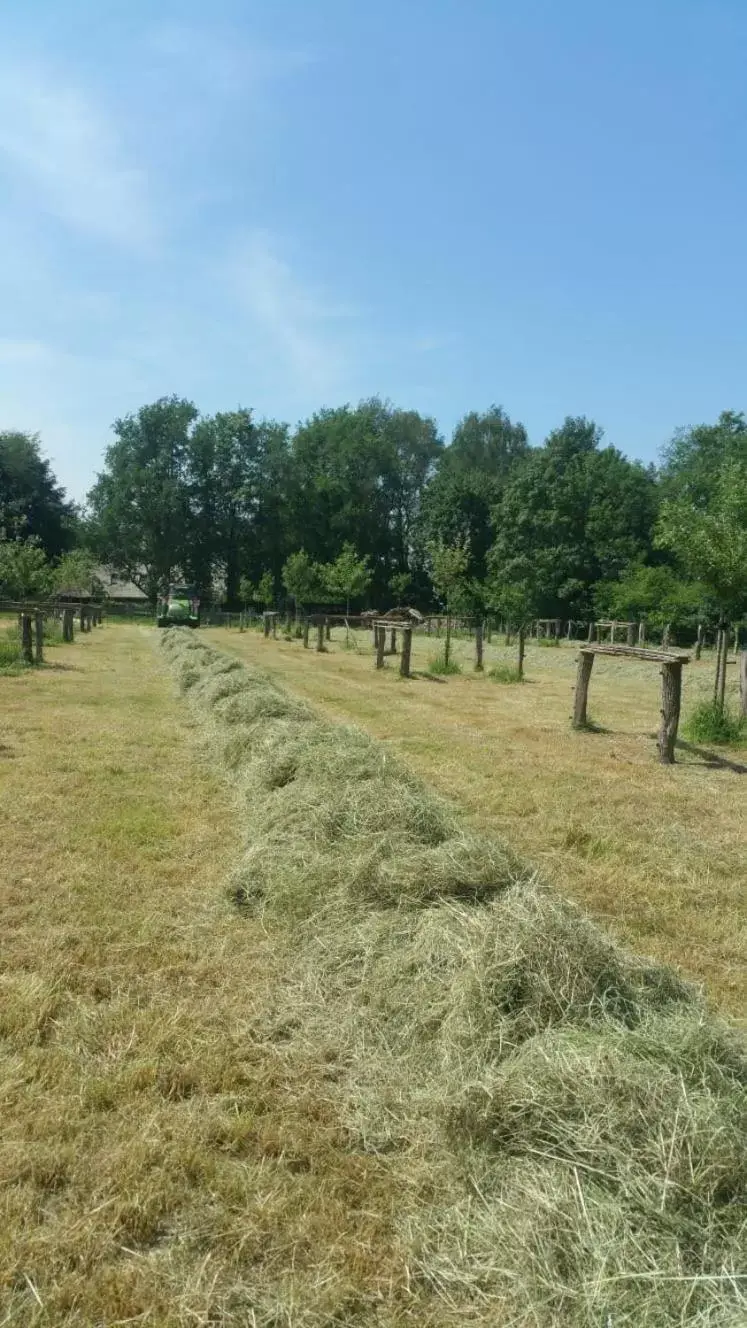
[658,661,682,764]
[303,617,310,648]
[572,650,594,729]
[263,613,271,639]
[517,625,526,681]
[714,628,729,709]
[316,619,325,652]
[375,625,385,669]
[475,619,484,671]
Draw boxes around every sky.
[1,0,746,503]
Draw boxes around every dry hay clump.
[160,629,747,1327]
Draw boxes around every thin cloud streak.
[230,230,357,399]
[0,63,156,250]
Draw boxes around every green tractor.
[157,584,201,628]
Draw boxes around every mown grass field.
[0,623,423,1324]
[207,623,746,1019]
[0,620,744,1326]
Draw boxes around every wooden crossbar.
[580,645,690,664]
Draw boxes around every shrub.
[0,636,22,670]
[488,663,523,684]
[684,701,745,746]
[537,636,560,648]
[428,652,462,676]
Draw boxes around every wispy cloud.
[147,23,315,94]
[230,230,356,398]
[0,63,156,250]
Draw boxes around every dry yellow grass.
[0,624,434,1325]
[207,624,746,1019]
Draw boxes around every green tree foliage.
[389,570,411,604]
[54,549,103,598]
[88,397,198,601]
[427,539,470,664]
[289,399,442,600]
[656,459,747,621]
[322,543,372,616]
[0,432,76,557]
[256,571,275,608]
[418,406,528,586]
[595,564,705,633]
[656,412,747,623]
[0,538,53,599]
[488,418,658,621]
[282,551,324,612]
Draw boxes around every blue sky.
[1,0,746,501]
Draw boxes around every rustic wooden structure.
[572,643,690,764]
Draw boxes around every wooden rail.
[572,644,690,764]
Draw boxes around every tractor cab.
[157,584,200,628]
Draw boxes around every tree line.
[1,399,746,644]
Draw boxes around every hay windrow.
[161,628,747,1326]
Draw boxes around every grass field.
[206,623,746,1019]
[0,621,744,1325]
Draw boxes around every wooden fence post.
[695,623,704,660]
[638,621,646,647]
[79,603,86,632]
[20,613,33,664]
[325,617,331,642]
[572,650,594,729]
[740,650,747,718]
[400,627,413,677]
[263,613,270,639]
[303,617,310,648]
[517,624,526,680]
[587,622,594,643]
[389,628,397,655]
[34,611,44,664]
[62,607,74,642]
[658,660,682,764]
[316,619,325,652]
[475,619,484,670]
[626,623,635,646]
[375,625,385,669]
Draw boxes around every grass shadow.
[576,720,613,735]
[411,671,448,684]
[674,738,747,775]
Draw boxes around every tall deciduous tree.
[88,397,197,601]
[418,406,528,587]
[0,432,76,557]
[488,417,658,622]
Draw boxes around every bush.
[537,636,560,648]
[0,636,21,670]
[684,701,746,746]
[488,663,523,684]
[428,652,462,676]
